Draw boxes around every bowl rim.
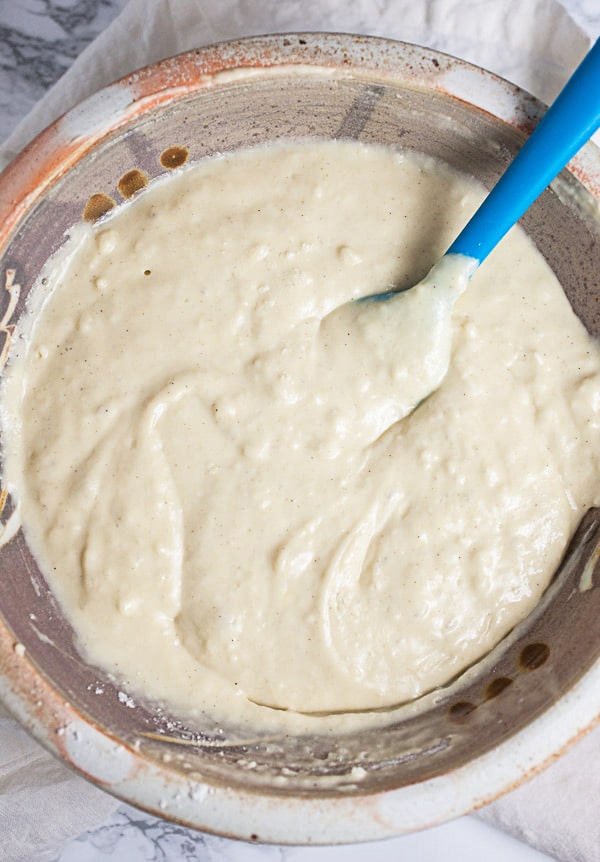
[1,31,599,845]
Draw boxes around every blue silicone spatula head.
[324,39,600,421]
[357,36,600,305]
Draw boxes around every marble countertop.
[0,2,598,861]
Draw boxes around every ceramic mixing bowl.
[0,33,599,844]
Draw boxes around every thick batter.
[3,141,600,727]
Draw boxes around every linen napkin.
[0,2,599,861]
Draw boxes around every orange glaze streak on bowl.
[121,34,447,105]
[0,135,81,256]
[0,614,74,749]
[0,53,298,258]
[0,108,126,258]
[568,158,600,199]
[0,613,145,788]
[0,33,562,264]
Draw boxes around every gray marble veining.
[0,0,127,141]
[56,806,268,862]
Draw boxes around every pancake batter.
[3,141,600,727]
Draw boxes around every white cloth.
[0,700,117,862]
[0,1,598,861]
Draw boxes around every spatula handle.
[447,38,600,264]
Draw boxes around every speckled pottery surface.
[1,30,600,847]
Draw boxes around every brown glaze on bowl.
[0,34,599,844]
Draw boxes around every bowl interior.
[1,37,600,806]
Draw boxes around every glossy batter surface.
[3,141,600,727]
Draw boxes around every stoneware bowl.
[0,33,599,844]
